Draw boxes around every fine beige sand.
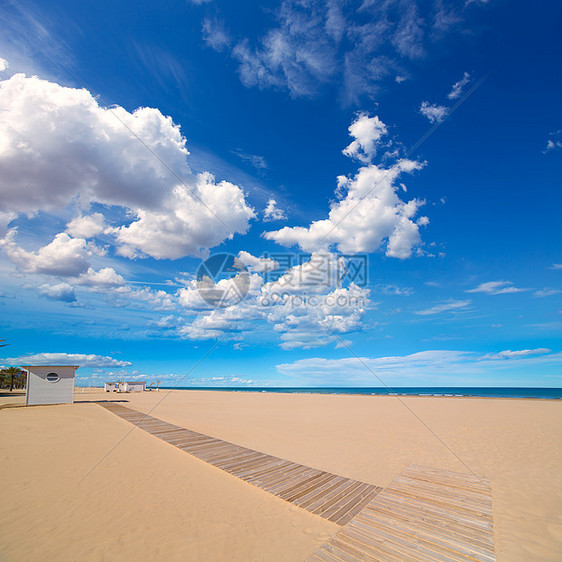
[1,389,561,561]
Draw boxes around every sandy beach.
[1,389,561,561]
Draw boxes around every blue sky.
[0,0,561,387]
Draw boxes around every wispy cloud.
[447,71,471,99]
[0,1,76,78]
[414,299,471,315]
[543,130,562,153]
[534,288,562,298]
[232,149,268,170]
[132,43,188,95]
[419,71,475,124]
[419,101,448,123]
[481,348,551,360]
[202,0,477,104]
[466,281,528,295]
[202,17,231,52]
[374,284,414,296]
[276,348,561,385]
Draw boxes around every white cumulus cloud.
[114,172,255,259]
[237,251,279,273]
[0,73,254,260]
[1,232,91,276]
[265,154,427,258]
[342,113,388,163]
[263,198,287,222]
[38,282,76,302]
[77,267,126,288]
[178,253,370,349]
[66,213,107,239]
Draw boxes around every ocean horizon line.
[78,386,562,399]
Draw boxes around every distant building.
[24,365,78,406]
[122,381,146,392]
[104,381,146,392]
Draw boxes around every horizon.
[1,0,561,388]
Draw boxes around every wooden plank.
[317,481,366,521]
[293,474,341,506]
[234,457,290,478]
[331,526,412,562]
[347,518,467,562]
[191,442,238,457]
[301,477,355,512]
[335,487,382,526]
[265,467,321,494]
[307,465,495,562]
[391,476,493,511]
[252,463,309,489]
[354,510,494,560]
[330,484,380,525]
[364,498,494,546]
[313,480,364,517]
[366,493,494,537]
[282,472,336,502]
[215,451,271,471]
[239,460,296,482]
[204,447,259,466]
[278,471,331,501]
[220,453,272,472]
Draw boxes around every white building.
[104,381,146,392]
[24,365,78,406]
[123,381,146,392]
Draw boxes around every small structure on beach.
[24,365,78,406]
[104,381,146,392]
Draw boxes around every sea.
[163,387,562,399]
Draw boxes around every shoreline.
[74,385,562,400]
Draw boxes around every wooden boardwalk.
[98,403,495,560]
[308,464,495,561]
[98,402,382,525]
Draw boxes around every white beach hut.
[104,381,147,392]
[24,365,77,406]
[123,381,146,392]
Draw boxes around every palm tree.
[1,366,22,391]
